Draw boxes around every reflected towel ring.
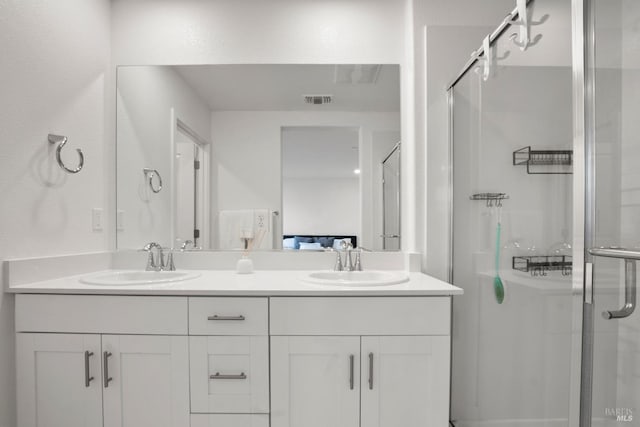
[143,168,163,193]
[48,134,84,174]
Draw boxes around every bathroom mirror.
[116,64,401,251]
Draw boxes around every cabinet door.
[102,335,190,427]
[190,336,269,413]
[16,333,102,427]
[360,336,450,427]
[271,336,360,427]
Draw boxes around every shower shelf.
[469,193,508,207]
[512,255,573,276]
[513,146,573,175]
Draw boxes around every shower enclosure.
[448,0,640,426]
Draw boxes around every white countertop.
[8,269,462,297]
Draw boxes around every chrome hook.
[507,0,549,51]
[472,36,510,82]
[143,168,163,193]
[48,134,84,174]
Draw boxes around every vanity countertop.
[7,269,462,297]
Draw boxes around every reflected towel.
[218,210,254,250]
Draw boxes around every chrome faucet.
[143,242,163,271]
[334,241,359,272]
[143,242,175,271]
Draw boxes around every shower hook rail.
[471,36,509,82]
[469,193,509,207]
[506,0,548,51]
[143,168,163,193]
[48,134,84,174]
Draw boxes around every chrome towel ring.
[48,134,84,174]
[143,168,163,193]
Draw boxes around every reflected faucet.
[180,240,195,251]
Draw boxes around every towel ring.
[48,134,84,174]
[143,168,163,193]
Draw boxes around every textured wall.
[0,1,112,426]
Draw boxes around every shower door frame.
[445,1,591,426]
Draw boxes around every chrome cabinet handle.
[368,352,374,390]
[589,247,638,319]
[209,372,247,380]
[103,351,113,388]
[380,234,400,238]
[207,315,245,321]
[349,355,355,390]
[84,351,94,387]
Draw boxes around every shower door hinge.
[585,262,593,304]
[194,160,201,170]
[194,229,200,239]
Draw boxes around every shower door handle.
[588,247,638,319]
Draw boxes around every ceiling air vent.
[304,95,333,105]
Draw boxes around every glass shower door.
[450,1,577,426]
[382,144,400,250]
[588,1,640,425]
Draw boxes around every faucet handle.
[334,250,344,271]
[354,249,362,271]
[145,251,156,271]
[166,250,175,271]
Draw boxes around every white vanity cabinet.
[101,335,190,427]
[271,336,361,427]
[269,297,451,427]
[188,297,270,418]
[15,290,454,427]
[16,333,103,427]
[15,295,191,427]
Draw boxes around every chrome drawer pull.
[368,352,374,390]
[209,372,247,380]
[349,355,355,390]
[84,351,94,387]
[103,351,113,388]
[207,315,246,321]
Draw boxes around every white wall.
[111,0,404,65]
[116,66,211,249]
[283,178,360,236]
[210,111,400,249]
[0,1,111,426]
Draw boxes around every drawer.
[190,336,269,414]
[191,414,269,427]
[270,297,450,335]
[189,297,268,335]
[15,294,188,334]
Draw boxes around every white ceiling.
[173,64,400,112]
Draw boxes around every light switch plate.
[117,210,125,231]
[92,208,103,231]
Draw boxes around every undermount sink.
[303,270,410,287]
[80,270,201,286]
